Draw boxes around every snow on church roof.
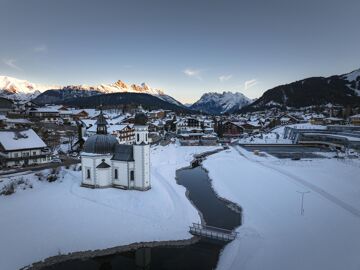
[0,129,47,151]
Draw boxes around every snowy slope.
[190,91,251,114]
[203,147,360,270]
[244,68,360,111]
[341,68,360,96]
[0,76,183,106]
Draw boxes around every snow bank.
[203,147,360,270]
[0,144,219,270]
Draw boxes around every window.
[130,170,134,181]
[146,133,148,141]
[87,169,91,179]
[14,153,18,158]
[114,169,118,179]
[137,134,140,142]
[33,151,36,156]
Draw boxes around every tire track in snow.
[233,146,360,219]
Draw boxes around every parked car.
[50,158,62,163]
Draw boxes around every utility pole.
[297,191,310,216]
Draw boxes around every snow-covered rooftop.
[0,129,47,151]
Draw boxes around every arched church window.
[87,169,91,179]
[146,133,148,141]
[137,134,140,142]
[114,169,118,179]
[130,170,134,181]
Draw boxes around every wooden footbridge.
[189,223,238,242]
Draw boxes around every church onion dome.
[134,112,148,125]
[83,134,119,154]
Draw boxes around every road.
[0,156,80,177]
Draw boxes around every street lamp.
[297,190,310,216]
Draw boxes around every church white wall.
[112,161,129,187]
[134,144,150,190]
[96,168,111,187]
[81,156,95,186]
[81,154,112,187]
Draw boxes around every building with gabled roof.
[0,128,51,168]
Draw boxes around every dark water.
[40,159,241,270]
[176,165,241,230]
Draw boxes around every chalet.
[4,118,32,129]
[148,110,165,119]
[111,124,135,144]
[59,110,74,123]
[187,117,201,128]
[324,117,344,125]
[0,115,6,128]
[350,114,360,126]
[86,122,135,144]
[310,114,325,125]
[222,121,244,137]
[0,97,13,115]
[148,121,165,133]
[0,129,51,168]
[72,109,90,120]
[28,107,60,122]
[276,113,302,125]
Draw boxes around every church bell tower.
[133,113,150,190]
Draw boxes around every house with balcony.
[0,129,51,168]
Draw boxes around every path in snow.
[234,145,360,218]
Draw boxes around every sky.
[1,0,360,103]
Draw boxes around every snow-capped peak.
[191,91,252,114]
[0,76,177,104]
[0,76,59,95]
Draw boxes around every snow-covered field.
[203,146,360,270]
[0,144,219,270]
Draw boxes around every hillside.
[241,68,360,112]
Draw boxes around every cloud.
[219,74,232,82]
[3,59,23,71]
[244,79,258,90]
[183,68,202,80]
[34,44,47,52]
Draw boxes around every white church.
[80,111,150,190]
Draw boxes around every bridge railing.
[189,223,238,242]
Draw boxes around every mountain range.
[0,76,183,107]
[1,68,360,114]
[190,91,252,114]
